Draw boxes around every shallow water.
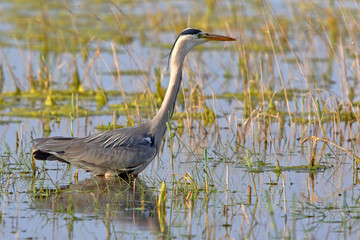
[0,0,360,239]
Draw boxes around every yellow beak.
[203,33,236,41]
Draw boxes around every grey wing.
[33,126,156,174]
[73,127,157,172]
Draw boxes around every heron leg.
[132,175,138,223]
[132,175,137,194]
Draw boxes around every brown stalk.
[301,136,360,167]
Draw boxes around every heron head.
[177,28,236,45]
[168,28,236,67]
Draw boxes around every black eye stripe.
[179,28,202,36]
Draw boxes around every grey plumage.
[32,28,236,177]
[33,123,156,176]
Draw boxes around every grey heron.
[32,28,236,178]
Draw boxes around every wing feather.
[84,125,153,149]
[33,123,157,175]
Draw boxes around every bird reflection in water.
[30,176,164,238]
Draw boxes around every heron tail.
[32,137,76,163]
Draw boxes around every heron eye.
[196,33,202,38]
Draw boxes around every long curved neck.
[151,39,190,148]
